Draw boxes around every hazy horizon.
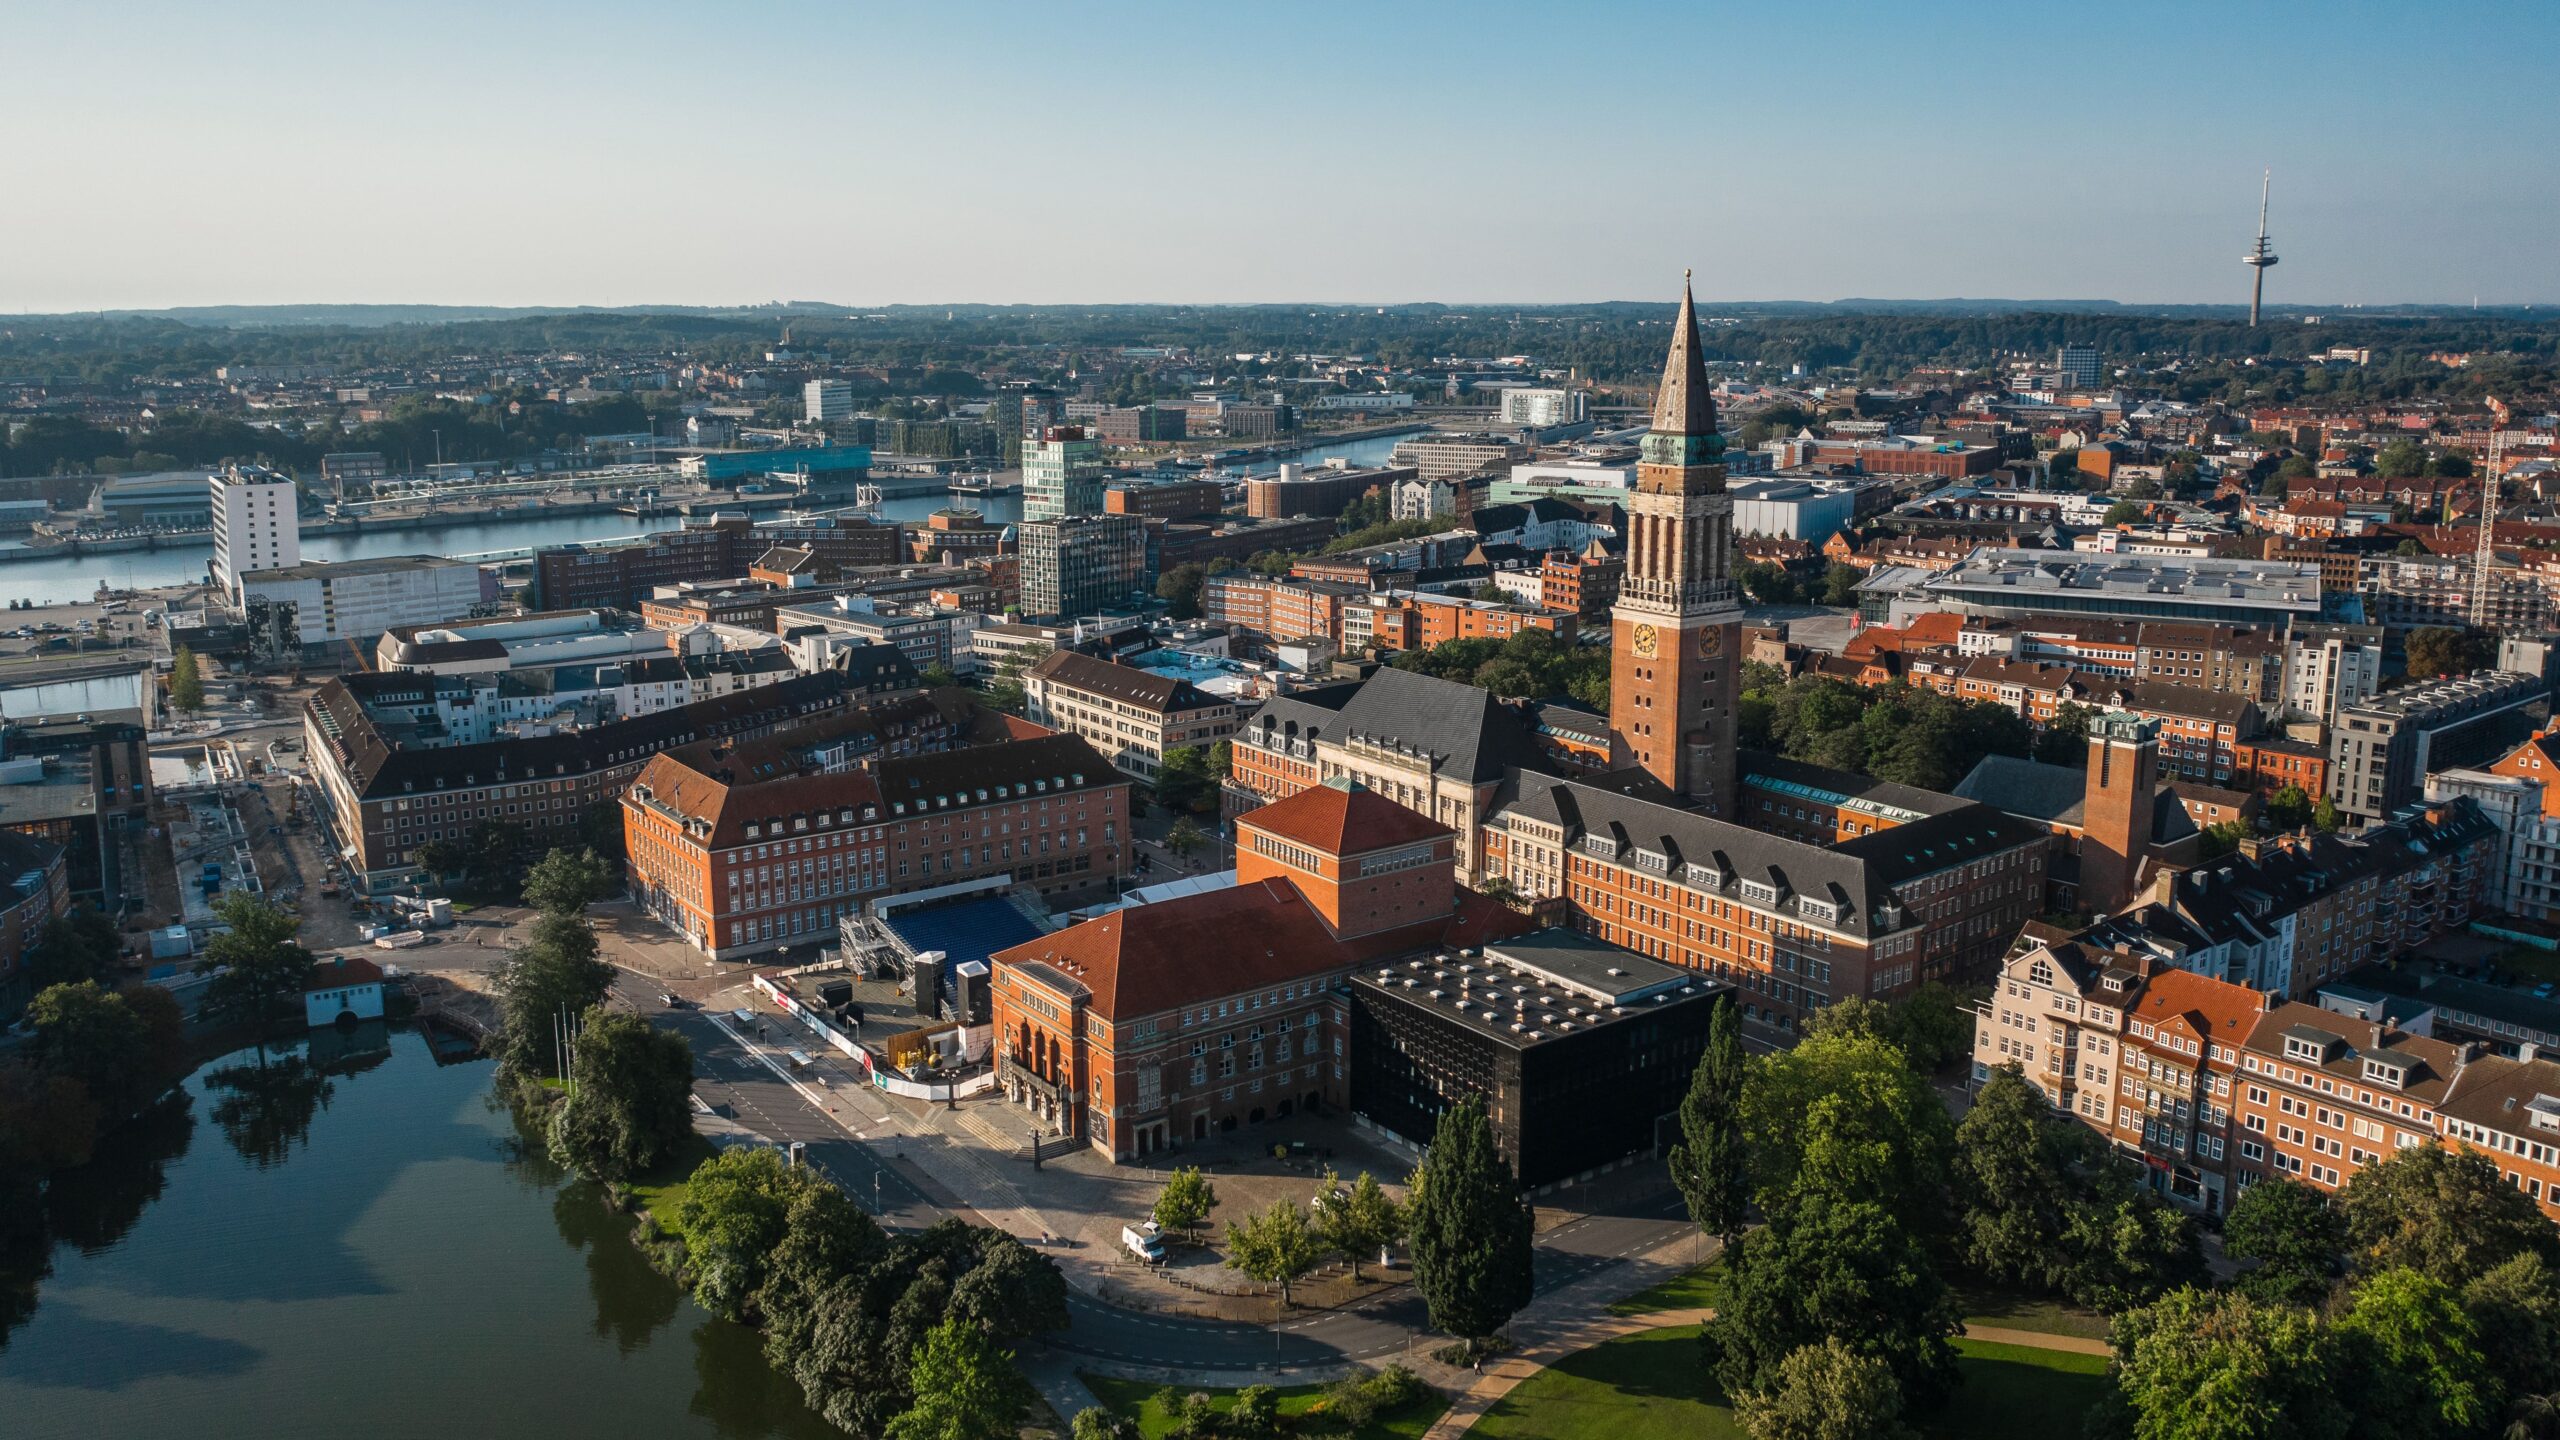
[8,0,2557,314]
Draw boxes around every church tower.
[1609,272,1745,812]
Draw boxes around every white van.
[1122,1223,1166,1264]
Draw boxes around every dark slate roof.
[1953,753,2198,845]
[1498,772,2047,941]
[1743,750,1969,820]
[1329,666,1551,784]
[310,667,869,802]
[1955,754,2089,824]
[1243,668,1552,786]
[1027,649,1219,715]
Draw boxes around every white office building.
[1729,478,1862,542]
[239,556,493,655]
[804,378,855,423]
[2284,624,2388,724]
[212,464,301,599]
[1499,387,1587,427]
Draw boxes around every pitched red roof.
[305,955,385,991]
[1239,778,1451,855]
[2130,967,2262,1049]
[993,877,1529,1022]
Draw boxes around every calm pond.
[0,1025,834,1440]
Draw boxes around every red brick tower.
[2081,711,2160,915]
[1609,273,1745,812]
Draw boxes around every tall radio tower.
[2243,170,2279,327]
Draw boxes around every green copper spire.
[1641,270,1723,468]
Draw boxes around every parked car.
[1122,1223,1166,1264]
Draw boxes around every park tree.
[1734,1337,1917,1440]
[2404,626,2493,681]
[546,1006,695,1184]
[25,981,156,1116]
[758,1182,889,1358]
[1738,1029,1954,1220]
[492,910,616,1078]
[195,891,317,1027]
[169,644,205,710]
[1313,1169,1404,1280]
[2337,1144,2560,1286]
[1163,816,1207,860]
[2035,701,2097,766]
[2056,1179,2206,1314]
[884,1314,1031,1440]
[1951,1064,2080,1291]
[2265,784,2314,831]
[671,1145,807,1320]
[2375,438,2429,479]
[2223,1176,2346,1306]
[949,1230,1069,1343]
[521,846,619,916]
[25,907,121,989]
[1225,1196,1326,1306]
[1152,745,1221,815]
[411,836,468,880]
[2465,1251,2560,1401]
[983,646,1047,716]
[1070,1408,1137,1440]
[1407,1097,1534,1341]
[465,819,531,888]
[576,798,628,862]
[2103,500,2145,526]
[1153,1166,1217,1242]
[1818,562,1863,607]
[1714,1029,1967,1406]
[1883,982,1976,1072]
[2331,1267,2494,1440]
[1667,999,1750,1253]
[2106,1287,2345,1440]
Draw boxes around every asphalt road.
[629,975,1692,1372]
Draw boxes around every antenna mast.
[2243,170,2279,328]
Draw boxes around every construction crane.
[2471,396,2511,629]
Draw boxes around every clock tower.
[1609,272,1745,812]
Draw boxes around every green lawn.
[1612,1264,2106,1341]
[1470,1325,2108,1440]
[2494,944,2560,987]
[628,1130,718,1237]
[1079,1374,1447,1440]
[1608,1261,1727,1316]
[1948,1281,2113,1341]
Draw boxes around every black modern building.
[1347,928,1727,1189]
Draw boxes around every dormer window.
[2362,1055,2409,1089]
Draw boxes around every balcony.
[999,1055,1071,1107]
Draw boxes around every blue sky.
[6,0,2555,311]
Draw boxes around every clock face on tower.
[1630,624,1659,659]
[1699,627,1723,659]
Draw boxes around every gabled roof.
[1241,777,1450,855]
[1245,666,1551,786]
[1501,771,2046,940]
[1026,649,1218,714]
[2127,968,2264,1052]
[993,876,1529,1022]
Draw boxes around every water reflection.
[689,1317,840,1440]
[0,1092,196,1354]
[2,1028,835,1439]
[203,1045,337,1169]
[550,1180,681,1356]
